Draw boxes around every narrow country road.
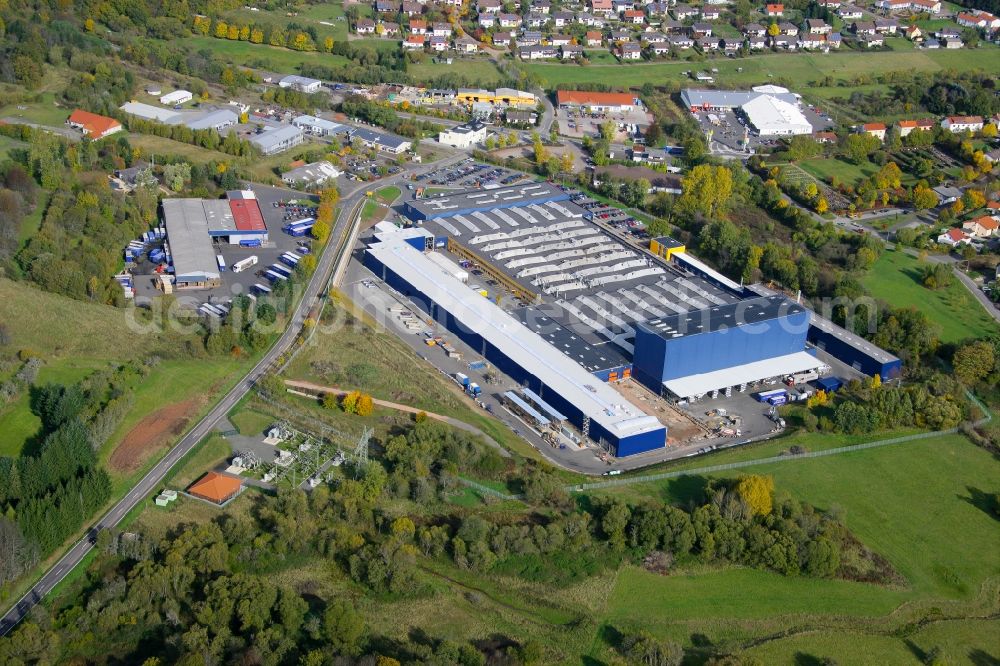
[0,152,466,638]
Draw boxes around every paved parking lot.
[572,193,649,241]
[556,106,653,140]
[416,158,527,189]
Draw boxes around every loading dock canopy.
[663,351,824,400]
[504,391,551,426]
[520,386,567,422]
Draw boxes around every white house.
[937,228,971,246]
[438,121,489,148]
[941,115,984,133]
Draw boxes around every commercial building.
[681,87,813,136]
[162,192,269,288]
[66,109,122,140]
[282,160,343,187]
[250,124,305,155]
[185,109,238,131]
[455,88,537,107]
[370,178,899,455]
[161,199,224,289]
[556,90,640,112]
[159,90,193,105]
[278,75,323,93]
[438,121,489,148]
[364,233,668,456]
[346,127,412,154]
[292,114,348,137]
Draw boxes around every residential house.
[381,21,400,36]
[432,22,452,36]
[941,36,963,48]
[403,34,427,48]
[455,36,479,52]
[838,5,863,19]
[813,130,838,143]
[375,0,397,13]
[766,3,784,16]
[828,31,842,47]
[963,216,999,238]
[611,29,632,42]
[409,19,428,34]
[904,25,922,40]
[673,4,698,19]
[520,30,542,45]
[646,2,670,16]
[936,27,960,39]
[591,0,614,13]
[860,33,885,46]
[743,22,766,37]
[578,12,605,26]
[692,22,713,36]
[937,228,971,246]
[876,0,909,11]
[941,115,984,132]
[661,19,685,32]
[874,18,898,34]
[852,20,876,35]
[747,35,768,49]
[650,42,672,55]
[562,44,586,58]
[722,39,742,53]
[498,13,521,27]
[779,21,798,35]
[402,0,423,14]
[896,118,934,136]
[624,9,646,23]
[860,122,887,140]
[478,0,502,12]
[553,11,575,26]
[519,44,558,58]
[911,0,941,13]
[550,33,573,46]
[492,31,513,46]
[669,34,695,48]
[817,0,841,8]
[478,13,496,27]
[532,0,551,13]
[770,34,798,48]
[355,18,376,33]
[586,30,604,45]
[700,6,721,19]
[805,18,832,34]
[645,31,668,43]
[525,12,547,27]
[620,42,643,58]
[429,35,449,51]
[957,11,1000,30]
[698,37,721,49]
[799,34,826,48]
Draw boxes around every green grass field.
[590,433,1000,659]
[0,134,27,161]
[178,36,350,72]
[128,133,236,165]
[798,156,880,185]
[230,409,274,436]
[861,248,997,343]
[521,48,1000,93]
[375,185,401,203]
[407,60,506,85]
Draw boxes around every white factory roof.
[121,101,183,123]
[426,251,469,282]
[368,236,664,440]
[663,351,825,400]
[741,95,813,135]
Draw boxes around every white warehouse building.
[160,89,193,105]
[438,121,489,149]
[739,95,813,136]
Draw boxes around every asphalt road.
[0,153,466,638]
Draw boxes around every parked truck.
[232,255,259,273]
[467,383,481,397]
[784,370,819,386]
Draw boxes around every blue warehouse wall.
[634,311,810,388]
[807,326,902,381]
[366,246,664,457]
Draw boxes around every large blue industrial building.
[362,185,899,457]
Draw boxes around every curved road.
[0,153,465,638]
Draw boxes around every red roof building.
[228,198,267,232]
[556,90,638,110]
[766,3,784,15]
[188,471,242,504]
[67,109,122,140]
